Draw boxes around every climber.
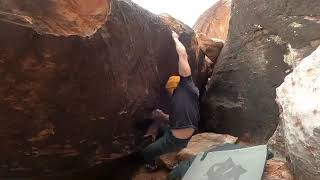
[140,31,200,170]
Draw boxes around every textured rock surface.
[0,0,110,36]
[160,133,238,169]
[201,0,320,143]
[193,0,231,40]
[263,159,294,180]
[268,123,287,158]
[276,46,320,180]
[0,0,207,177]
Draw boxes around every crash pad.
[168,143,241,180]
[183,145,267,180]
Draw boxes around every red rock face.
[263,159,293,180]
[193,0,231,40]
[0,0,208,177]
[0,0,110,36]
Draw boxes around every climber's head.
[165,76,180,97]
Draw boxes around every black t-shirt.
[169,76,200,130]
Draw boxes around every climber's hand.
[152,109,165,119]
[172,31,179,39]
[151,109,169,122]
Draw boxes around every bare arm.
[172,31,191,77]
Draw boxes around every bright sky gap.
[131,0,218,27]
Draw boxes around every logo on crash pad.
[206,157,247,180]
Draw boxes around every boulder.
[201,0,320,143]
[275,46,320,180]
[197,33,224,63]
[0,0,207,177]
[0,0,110,36]
[193,0,232,40]
[160,133,238,169]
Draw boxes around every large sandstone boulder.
[193,0,231,40]
[201,0,320,143]
[275,46,320,180]
[0,0,207,177]
[0,0,110,36]
[196,33,224,64]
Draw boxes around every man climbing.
[141,31,200,170]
